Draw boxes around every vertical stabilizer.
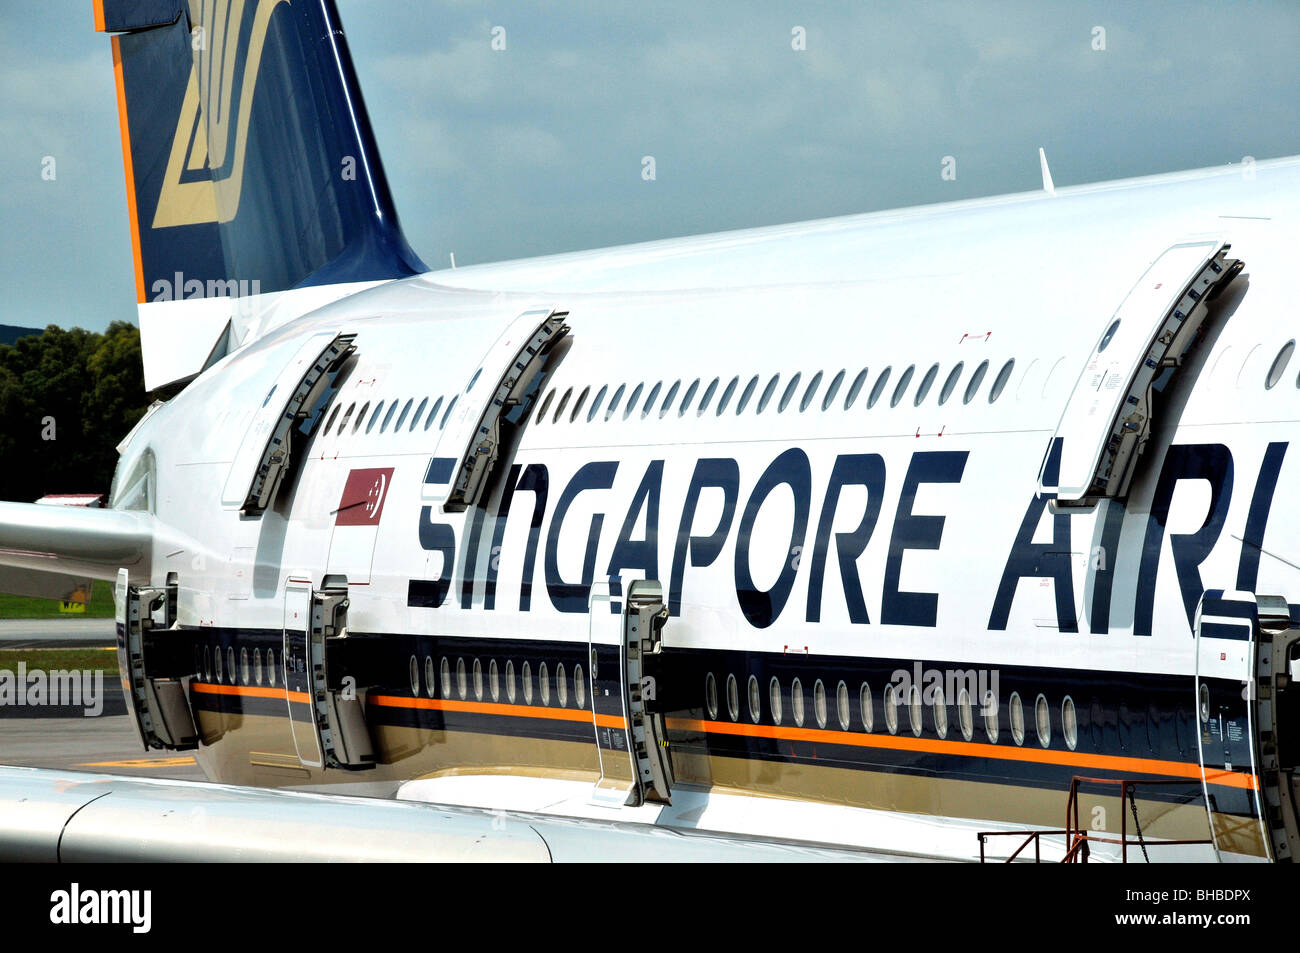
[95,0,426,388]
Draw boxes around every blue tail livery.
[96,0,426,387]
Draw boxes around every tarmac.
[0,618,204,781]
[0,617,117,648]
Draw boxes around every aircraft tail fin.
[94,0,426,390]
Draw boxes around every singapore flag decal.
[335,468,394,526]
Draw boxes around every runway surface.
[0,709,206,780]
[0,617,115,648]
[0,618,202,780]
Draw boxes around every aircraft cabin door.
[587,579,673,807]
[588,582,637,804]
[114,570,197,751]
[283,579,321,768]
[1194,589,1298,862]
[430,309,569,514]
[1039,240,1242,507]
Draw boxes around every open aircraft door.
[1039,240,1242,507]
[429,308,569,514]
[222,332,355,516]
[114,569,197,751]
[282,580,375,771]
[587,580,673,807]
[283,580,321,768]
[1194,589,1300,862]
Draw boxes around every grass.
[0,579,116,619]
[0,647,117,673]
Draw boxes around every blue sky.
[1,0,1296,332]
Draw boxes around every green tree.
[0,323,150,502]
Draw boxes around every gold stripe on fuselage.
[191,702,1248,855]
[192,681,1258,791]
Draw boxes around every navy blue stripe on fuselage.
[182,625,1233,808]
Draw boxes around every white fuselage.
[112,157,1300,859]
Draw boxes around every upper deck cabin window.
[552,387,573,424]
[799,371,823,412]
[696,378,720,416]
[735,376,759,415]
[410,397,428,430]
[963,360,989,404]
[393,398,413,431]
[715,376,739,415]
[352,401,370,433]
[890,366,915,408]
[678,379,700,416]
[843,368,868,409]
[868,368,891,408]
[641,382,663,419]
[821,370,845,411]
[914,364,939,406]
[425,396,444,430]
[535,389,555,425]
[605,384,626,421]
[623,382,645,420]
[440,395,458,429]
[570,386,590,422]
[988,359,1015,403]
[778,373,801,413]
[587,385,608,422]
[938,363,963,405]
[659,380,681,418]
[381,400,400,432]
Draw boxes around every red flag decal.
[335,467,394,526]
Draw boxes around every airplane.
[0,0,1296,862]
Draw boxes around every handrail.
[977,829,1072,863]
[978,775,1214,862]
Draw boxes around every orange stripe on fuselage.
[93,0,106,32]
[194,682,626,729]
[110,35,146,303]
[1200,768,1260,791]
[194,682,308,703]
[369,693,627,730]
[665,717,1258,790]
[188,682,1256,791]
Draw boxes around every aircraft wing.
[0,502,154,590]
[0,766,883,863]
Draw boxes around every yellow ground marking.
[78,756,197,768]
